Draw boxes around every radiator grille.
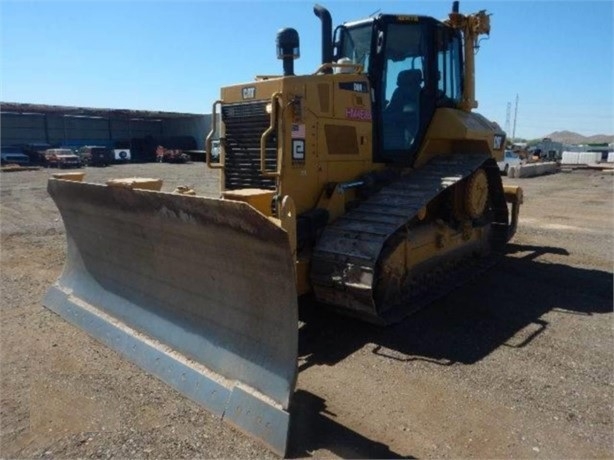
[222,101,277,190]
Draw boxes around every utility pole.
[512,94,519,141]
[504,102,511,135]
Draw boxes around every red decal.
[345,107,372,121]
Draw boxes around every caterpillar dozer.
[44,2,522,456]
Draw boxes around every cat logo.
[242,87,256,100]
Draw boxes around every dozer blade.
[44,178,298,456]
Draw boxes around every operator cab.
[334,15,463,164]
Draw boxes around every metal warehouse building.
[1,102,211,162]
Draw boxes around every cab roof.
[342,14,445,29]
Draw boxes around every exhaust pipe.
[313,4,333,72]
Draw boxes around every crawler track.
[310,154,509,324]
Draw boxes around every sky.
[1,0,613,140]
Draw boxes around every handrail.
[260,92,282,178]
[205,100,223,170]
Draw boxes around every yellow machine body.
[217,74,506,215]
[210,73,518,303]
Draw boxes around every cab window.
[436,27,462,107]
[338,24,372,71]
[380,22,427,155]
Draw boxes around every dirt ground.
[1,163,612,459]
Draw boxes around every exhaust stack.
[313,4,333,72]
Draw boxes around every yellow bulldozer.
[44,2,522,455]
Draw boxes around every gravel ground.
[1,163,612,458]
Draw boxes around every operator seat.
[387,69,423,112]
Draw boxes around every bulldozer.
[44,2,522,456]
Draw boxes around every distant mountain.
[542,130,614,145]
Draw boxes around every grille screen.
[222,101,277,190]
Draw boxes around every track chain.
[310,153,510,324]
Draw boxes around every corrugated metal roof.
[0,102,204,119]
